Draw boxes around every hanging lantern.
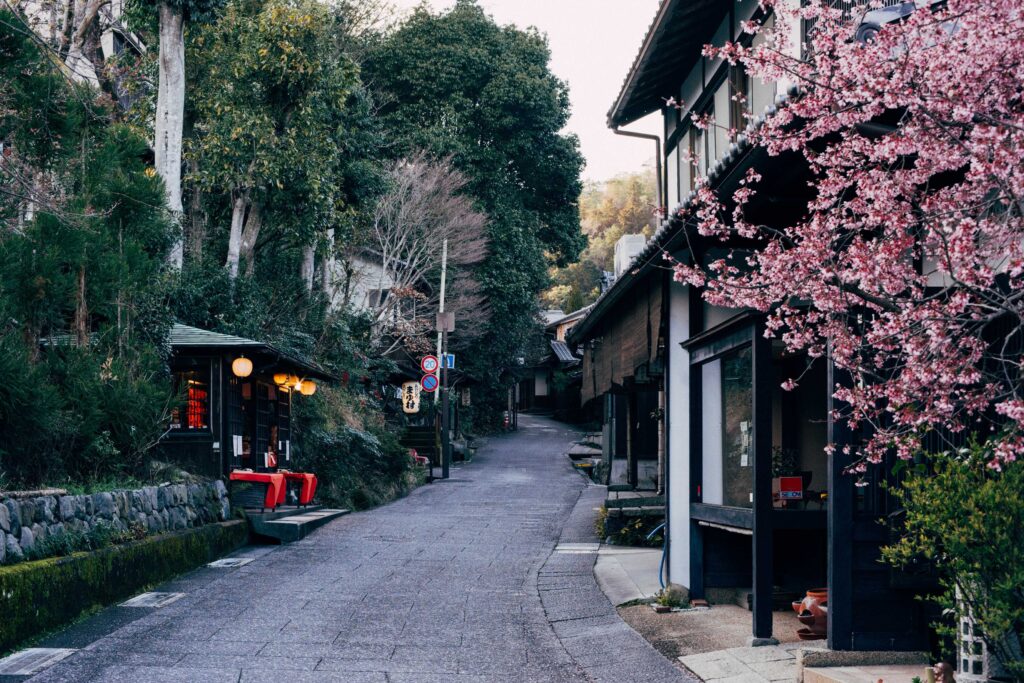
[273,372,290,385]
[231,356,253,378]
[300,380,317,396]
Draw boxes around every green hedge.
[0,520,247,653]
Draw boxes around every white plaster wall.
[534,369,549,397]
[667,282,692,587]
[701,360,724,505]
[667,148,680,209]
[336,255,396,313]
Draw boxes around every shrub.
[294,417,419,511]
[0,520,247,653]
[883,446,1024,681]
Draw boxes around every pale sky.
[388,0,664,182]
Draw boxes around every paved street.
[23,415,692,683]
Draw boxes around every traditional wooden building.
[160,324,333,479]
[570,0,934,651]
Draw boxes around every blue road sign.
[443,353,455,369]
[420,374,439,392]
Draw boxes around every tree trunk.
[321,228,335,303]
[75,265,89,347]
[156,2,186,270]
[240,202,263,277]
[64,0,102,89]
[186,163,206,261]
[300,243,316,293]
[225,194,247,280]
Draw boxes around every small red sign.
[778,476,804,500]
[420,374,439,393]
[421,355,439,373]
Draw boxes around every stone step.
[249,508,349,543]
[804,664,928,683]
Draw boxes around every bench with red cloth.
[277,471,317,506]
[228,470,286,511]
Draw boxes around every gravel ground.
[617,603,804,663]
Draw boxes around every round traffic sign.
[420,374,439,393]
[421,355,439,373]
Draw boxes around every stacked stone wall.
[0,481,230,563]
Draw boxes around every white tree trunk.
[240,202,262,276]
[300,243,316,293]
[155,2,185,270]
[63,0,103,89]
[321,228,335,303]
[225,194,247,280]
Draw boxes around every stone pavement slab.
[18,415,692,683]
[595,545,663,606]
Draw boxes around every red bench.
[229,470,285,511]
[278,471,317,506]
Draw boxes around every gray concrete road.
[22,414,693,683]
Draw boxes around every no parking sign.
[420,374,439,393]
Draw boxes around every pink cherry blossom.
[667,0,1024,470]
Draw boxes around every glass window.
[721,346,754,508]
[170,364,211,431]
[700,346,754,508]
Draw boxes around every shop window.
[170,365,211,431]
[701,346,754,508]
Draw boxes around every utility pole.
[436,240,450,479]
[435,240,447,403]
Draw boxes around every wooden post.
[828,352,854,649]
[751,325,775,643]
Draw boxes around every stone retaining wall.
[0,481,230,563]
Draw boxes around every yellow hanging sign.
[402,381,421,414]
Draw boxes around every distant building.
[613,234,647,278]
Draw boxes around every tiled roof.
[550,340,579,364]
[168,324,266,348]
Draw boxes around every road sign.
[420,374,439,393]
[443,353,455,369]
[421,355,439,373]
[436,312,455,332]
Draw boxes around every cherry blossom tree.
[667,0,1024,474]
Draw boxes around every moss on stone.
[0,520,247,653]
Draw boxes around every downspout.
[612,127,664,216]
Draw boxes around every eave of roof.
[608,0,731,128]
[169,324,336,381]
[550,339,579,364]
[545,305,593,331]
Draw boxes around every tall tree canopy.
[365,0,584,425]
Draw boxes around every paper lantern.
[231,356,253,378]
[273,372,290,385]
[299,380,317,396]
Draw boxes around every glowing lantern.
[299,380,317,396]
[273,372,290,385]
[231,356,253,378]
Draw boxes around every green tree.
[186,0,360,285]
[365,0,584,427]
[1,13,176,485]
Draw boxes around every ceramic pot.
[792,587,828,640]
